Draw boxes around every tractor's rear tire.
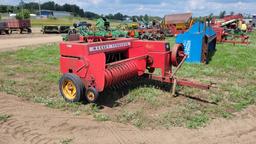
[59,73,85,103]
[85,87,99,103]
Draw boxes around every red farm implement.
[163,13,193,36]
[5,19,32,34]
[211,14,250,45]
[59,38,213,103]
[213,27,249,45]
[0,21,9,34]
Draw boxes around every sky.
[1,0,255,17]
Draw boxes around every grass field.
[0,114,11,122]
[0,32,255,129]
[31,17,122,27]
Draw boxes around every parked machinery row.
[63,18,166,41]
[210,14,250,45]
[41,25,70,34]
[58,15,254,103]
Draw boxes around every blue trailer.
[176,22,216,63]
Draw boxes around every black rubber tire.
[59,73,85,103]
[85,87,99,103]
[4,30,9,34]
[27,28,32,33]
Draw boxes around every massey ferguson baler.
[59,38,212,103]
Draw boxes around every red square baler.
[59,37,212,103]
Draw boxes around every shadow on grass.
[95,77,217,108]
[176,92,218,105]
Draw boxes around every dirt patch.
[0,36,61,52]
[1,92,256,144]
[0,27,62,52]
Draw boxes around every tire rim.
[62,80,77,100]
[87,91,95,101]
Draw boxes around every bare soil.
[0,27,62,52]
[1,92,256,144]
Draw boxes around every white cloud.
[137,5,145,11]
[90,0,103,5]
[160,2,168,7]
[1,0,256,17]
[187,0,206,10]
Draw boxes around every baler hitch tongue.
[171,78,213,96]
[170,47,214,96]
[177,79,213,90]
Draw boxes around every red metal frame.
[144,74,211,90]
[166,24,188,36]
[212,27,250,45]
[127,28,163,38]
[222,14,243,22]
[60,38,212,95]
[5,19,31,29]
[211,14,250,45]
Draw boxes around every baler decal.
[184,40,191,59]
[89,42,131,52]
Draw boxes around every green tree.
[84,11,100,19]
[16,9,30,19]
[144,14,149,22]
[41,1,56,10]
[23,2,38,13]
[0,5,7,13]
[207,13,214,21]
[106,14,114,19]
[219,11,226,18]
[113,12,124,20]
[209,13,213,18]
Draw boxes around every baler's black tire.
[59,73,85,103]
[85,87,99,103]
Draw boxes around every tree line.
[0,1,98,18]
[0,1,159,21]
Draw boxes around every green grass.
[186,113,209,128]
[31,17,122,27]
[93,113,110,121]
[0,32,255,129]
[0,114,11,122]
[126,86,163,107]
[60,138,73,144]
[31,17,91,26]
[116,110,148,128]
